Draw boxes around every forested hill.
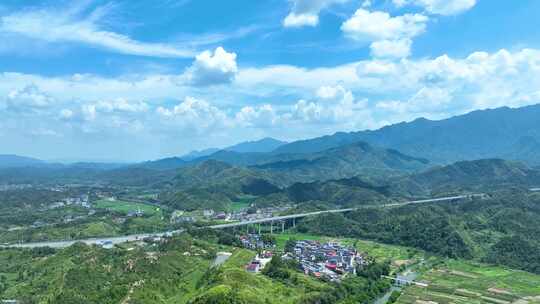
[273,104,540,165]
[389,159,540,196]
[251,141,429,185]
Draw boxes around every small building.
[127,209,144,217]
[246,262,260,273]
[203,209,215,217]
[175,216,195,223]
[215,212,228,220]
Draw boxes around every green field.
[397,259,540,304]
[94,199,161,215]
[230,195,257,211]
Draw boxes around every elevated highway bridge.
[1,194,484,249]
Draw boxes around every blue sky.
[1,0,540,161]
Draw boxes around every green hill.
[391,159,540,196]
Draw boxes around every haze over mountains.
[0,155,44,168]
[3,104,540,173]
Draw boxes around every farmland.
[94,199,161,216]
[397,260,540,304]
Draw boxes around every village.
[239,233,370,282]
[171,205,292,224]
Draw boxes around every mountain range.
[5,104,540,170]
[179,137,287,161]
[274,104,540,165]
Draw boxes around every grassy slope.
[191,248,333,304]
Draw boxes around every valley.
[2,105,540,303]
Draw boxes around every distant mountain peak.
[225,137,287,153]
[274,103,540,165]
[0,154,44,168]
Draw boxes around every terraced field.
[397,260,540,304]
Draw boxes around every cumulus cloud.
[3,48,540,158]
[283,0,348,28]
[1,84,54,113]
[185,47,238,86]
[156,96,230,131]
[341,9,428,58]
[70,99,148,122]
[394,0,476,16]
[0,3,194,58]
[289,85,370,129]
[235,104,279,128]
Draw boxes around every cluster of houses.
[49,194,91,209]
[171,205,292,224]
[283,240,368,281]
[230,206,291,222]
[238,234,275,250]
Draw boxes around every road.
[1,194,482,249]
[1,230,183,249]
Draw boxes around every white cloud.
[289,85,370,128]
[186,47,238,86]
[237,63,361,92]
[3,48,540,159]
[156,96,230,131]
[316,85,343,99]
[0,3,195,58]
[341,9,428,58]
[235,104,279,128]
[82,104,97,121]
[370,39,412,58]
[341,9,428,41]
[377,86,453,115]
[1,84,54,113]
[394,0,476,16]
[283,0,348,28]
[283,13,319,28]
